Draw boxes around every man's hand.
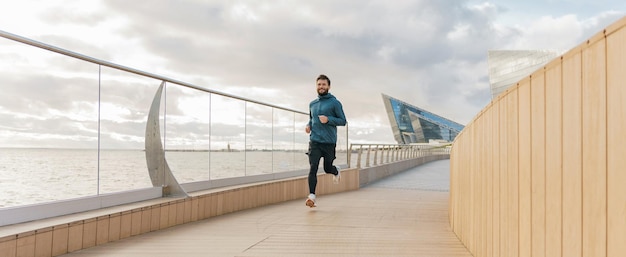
[305,125,311,134]
[318,115,328,124]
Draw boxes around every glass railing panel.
[271,109,307,173]
[271,109,295,173]
[209,94,245,179]
[294,114,310,171]
[245,102,273,176]
[98,67,158,193]
[163,84,210,183]
[335,125,349,166]
[0,39,101,207]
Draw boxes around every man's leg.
[321,144,341,184]
[321,143,338,175]
[308,143,322,194]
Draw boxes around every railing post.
[406,145,410,159]
[373,144,378,166]
[393,146,397,161]
[397,145,400,161]
[403,145,407,160]
[382,145,387,164]
[356,145,363,169]
[347,144,353,168]
[365,145,372,168]
[345,143,448,168]
[405,145,409,159]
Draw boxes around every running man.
[305,74,347,207]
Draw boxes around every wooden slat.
[492,101,501,257]
[582,36,607,257]
[518,79,532,257]
[607,23,626,257]
[499,96,508,257]
[531,71,546,257]
[545,58,563,257]
[562,49,583,257]
[507,89,519,257]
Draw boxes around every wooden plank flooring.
[62,160,471,257]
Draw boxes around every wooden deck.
[62,160,471,257]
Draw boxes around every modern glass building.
[488,50,562,99]
[382,94,465,144]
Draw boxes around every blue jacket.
[308,93,347,144]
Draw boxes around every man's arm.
[326,100,347,126]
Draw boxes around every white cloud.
[0,0,624,148]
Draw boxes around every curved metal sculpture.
[145,82,188,197]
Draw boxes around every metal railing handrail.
[0,29,307,115]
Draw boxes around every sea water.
[0,148,353,208]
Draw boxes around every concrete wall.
[450,16,626,257]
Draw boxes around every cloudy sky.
[0,0,624,148]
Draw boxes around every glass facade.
[382,94,464,144]
[488,50,562,99]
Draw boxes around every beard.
[317,89,328,96]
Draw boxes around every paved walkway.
[62,160,471,257]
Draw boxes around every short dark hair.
[316,74,331,85]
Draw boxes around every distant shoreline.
[0,147,307,152]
